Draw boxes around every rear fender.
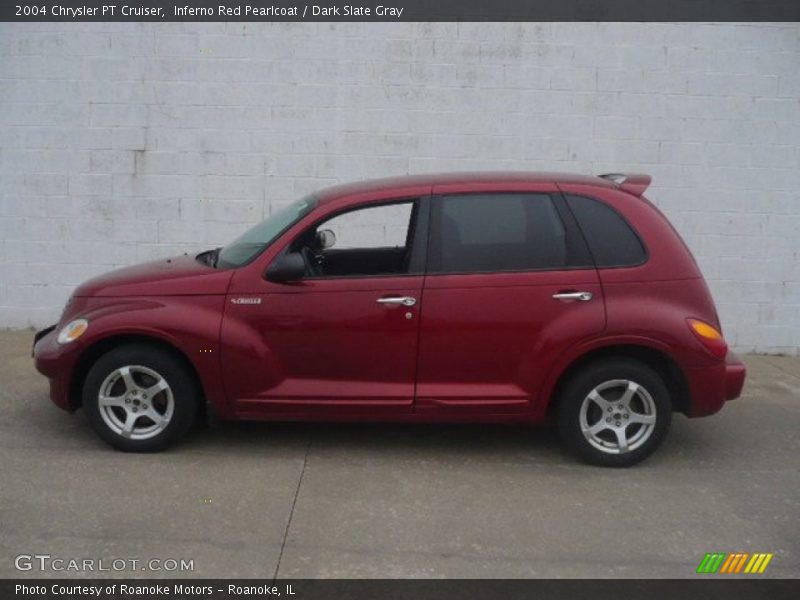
[536,334,686,417]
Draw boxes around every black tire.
[83,344,198,452]
[557,359,672,467]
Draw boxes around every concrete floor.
[1,330,798,579]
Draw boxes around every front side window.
[290,200,418,278]
[565,194,647,267]
[217,195,318,268]
[428,194,568,274]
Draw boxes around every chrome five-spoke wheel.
[579,379,657,454]
[98,365,175,440]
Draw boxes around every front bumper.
[33,324,80,412]
[685,352,746,417]
[32,324,56,356]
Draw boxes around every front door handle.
[377,296,417,307]
[552,291,593,302]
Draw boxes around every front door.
[221,198,425,417]
[415,189,605,416]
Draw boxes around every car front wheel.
[557,359,672,467]
[83,344,198,452]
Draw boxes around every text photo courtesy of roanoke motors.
[1,1,799,598]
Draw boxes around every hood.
[73,254,234,297]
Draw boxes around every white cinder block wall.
[1,23,799,353]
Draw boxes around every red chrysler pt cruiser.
[34,172,745,466]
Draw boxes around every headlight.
[57,318,88,344]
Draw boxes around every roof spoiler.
[598,173,651,197]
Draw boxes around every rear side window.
[565,194,647,267]
[428,194,568,273]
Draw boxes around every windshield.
[217,195,318,268]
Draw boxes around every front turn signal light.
[687,318,727,358]
[57,318,88,344]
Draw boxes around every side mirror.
[265,252,306,283]
[316,229,336,250]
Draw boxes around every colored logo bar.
[696,553,773,574]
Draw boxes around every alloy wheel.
[97,365,174,441]
[578,379,657,455]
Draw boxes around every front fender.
[63,296,230,416]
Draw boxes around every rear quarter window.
[565,194,647,267]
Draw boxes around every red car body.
[34,172,745,430]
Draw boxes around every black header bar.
[3,579,800,600]
[2,0,799,22]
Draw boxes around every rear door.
[415,185,605,417]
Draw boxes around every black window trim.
[424,192,596,277]
[561,192,650,270]
[267,195,431,281]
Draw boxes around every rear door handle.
[552,291,593,302]
[377,296,417,307]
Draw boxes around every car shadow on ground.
[18,389,705,466]
[186,416,708,467]
[187,418,575,464]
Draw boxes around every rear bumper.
[724,352,746,401]
[33,325,79,412]
[685,352,746,417]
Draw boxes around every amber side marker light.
[687,318,728,358]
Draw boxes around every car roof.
[315,171,617,202]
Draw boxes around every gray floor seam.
[273,438,312,580]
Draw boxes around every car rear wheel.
[557,359,672,467]
[83,344,198,452]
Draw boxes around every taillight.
[687,318,728,359]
